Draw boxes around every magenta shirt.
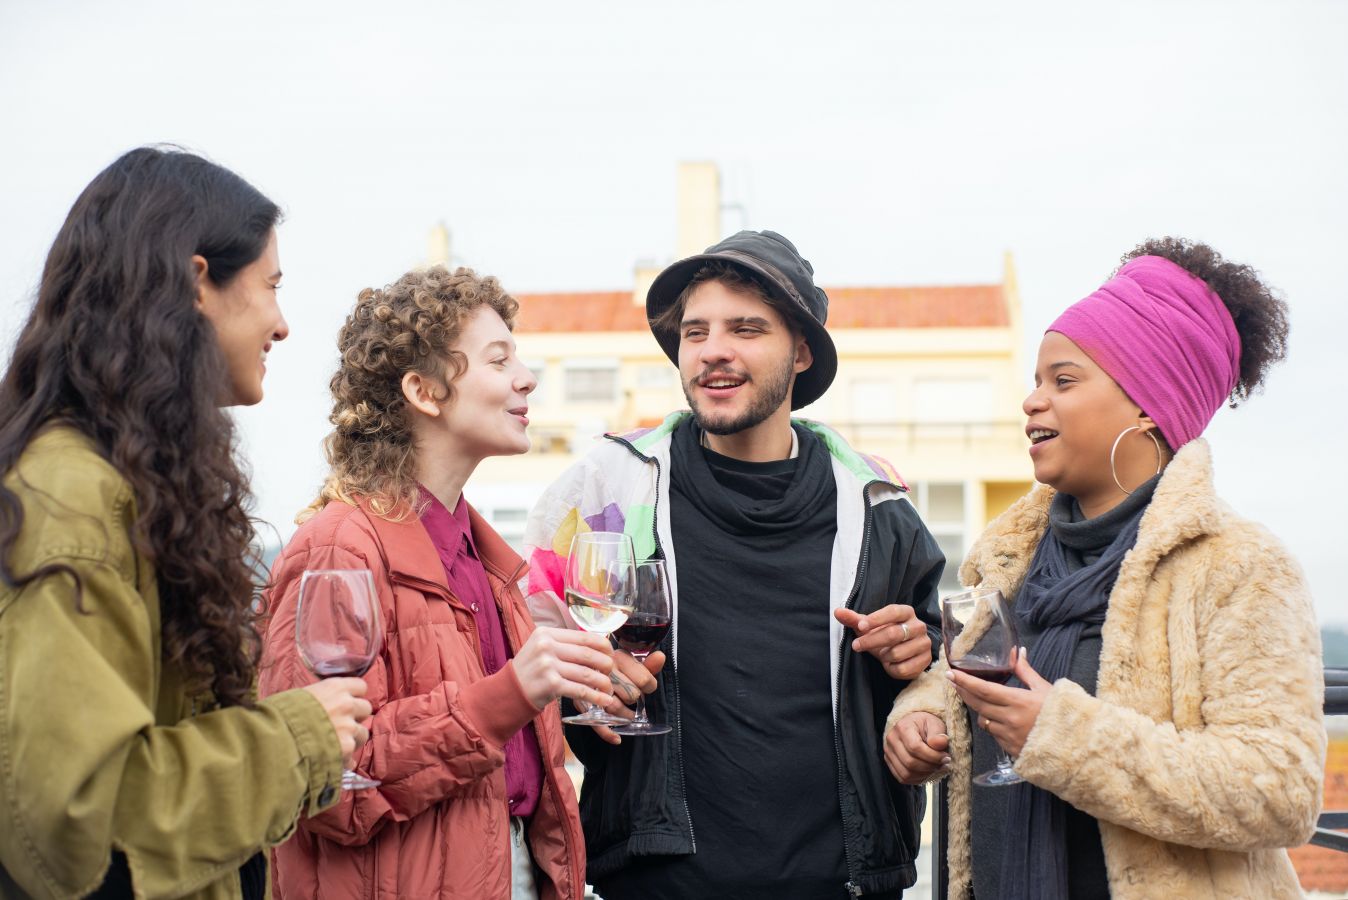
[419,488,543,819]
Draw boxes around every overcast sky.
[3,0,1345,625]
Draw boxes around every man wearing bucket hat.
[524,230,945,899]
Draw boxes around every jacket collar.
[961,438,1223,597]
[609,410,908,492]
[358,497,526,591]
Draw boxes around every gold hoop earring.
[1109,426,1163,495]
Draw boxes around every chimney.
[676,162,721,259]
[633,162,723,307]
[427,222,451,267]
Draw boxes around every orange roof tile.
[514,284,1008,333]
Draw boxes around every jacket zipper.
[836,481,879,897]
[603,433,697,852]
[496,570,584,896]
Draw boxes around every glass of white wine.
[561,531,636,727]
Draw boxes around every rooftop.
[514,283,1010,333]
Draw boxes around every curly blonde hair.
[300,266,519,522]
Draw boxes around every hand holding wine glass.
[511,626,616,710]
[940,587,1023,787]
[610,559,672,737]
[301,677,373,768]
[296,569,383,790]
[561,532,639,727]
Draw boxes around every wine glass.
[610,559,672,737]
[561,532,637,727]
[296,568,383,790]
[941,587,1023,787]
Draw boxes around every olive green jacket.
[0,427,343,899]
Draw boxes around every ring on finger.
[900,622,911,642]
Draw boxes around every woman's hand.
[302,677,374,767]
[885,711,951,784]
[948,649,1052,758]
[513,626,616,711]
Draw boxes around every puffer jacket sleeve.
[1013,528,1326,851]
[260,539,540,847]
[0,551,342,900]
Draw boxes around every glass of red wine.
[941,587,1023,787]
[561,532,638,727]
[296,568,383,790]
[611,559,672,737]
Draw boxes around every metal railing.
[1311,667,1348,853]
[928,667,1348,897]
[522,418,1031,456]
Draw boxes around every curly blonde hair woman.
[261,266,622,900]
[302,266,519,521]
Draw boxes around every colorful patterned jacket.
[523,411,946,896]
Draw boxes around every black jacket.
[550,417,945,897]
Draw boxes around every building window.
[911,481,967,594]
[523,359,546,402]
[849,379,894,424]
[913,377,993,422]
[487,507,530,552]
[564,366,618,403]
[637,365,674,388]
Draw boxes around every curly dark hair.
[0,146,280,708]
[301,266,518,522]
[1121,237,1289,405]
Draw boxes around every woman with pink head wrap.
[887,238,1323,900]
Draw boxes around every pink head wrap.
[1047,255,1241,450]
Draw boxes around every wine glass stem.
[630,651,649,723]
[996,749,1015,774]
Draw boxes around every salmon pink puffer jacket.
[260,498,586,900]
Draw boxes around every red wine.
[951,660,1013,683]
[311,654,374,677]
[613,618,670,656]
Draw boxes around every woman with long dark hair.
[886,238,1325,899]
[0,146,371,899]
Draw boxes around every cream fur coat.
[888,440,1326,899]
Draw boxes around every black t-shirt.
[597,422,854,900]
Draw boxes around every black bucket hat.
[645,230,838,410]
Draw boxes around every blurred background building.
[451,162,1034,592]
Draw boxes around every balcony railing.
[822,420,1027,454]
[928,667,1348,897]
[523,418,1030,456]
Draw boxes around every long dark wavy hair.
[0,146,279,708]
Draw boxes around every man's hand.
[884,711,951,785]
[590,650,667,745]
[835,604,932,680]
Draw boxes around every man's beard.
[683,353,796,436]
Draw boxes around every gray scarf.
[998,479,1156,899]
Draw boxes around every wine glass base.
[972,767,1024,787]
[561,709,632,727]
[609,721,671,736]
[342,769,381,790]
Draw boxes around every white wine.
[566,589,634,634]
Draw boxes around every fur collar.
[960,438,1224,601]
